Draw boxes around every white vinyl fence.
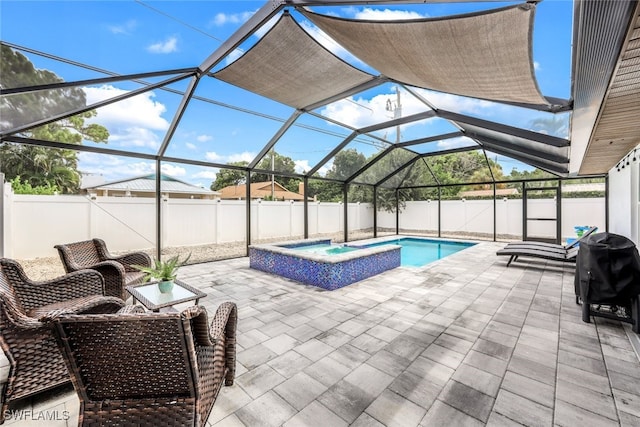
[378,198,606,240]
[1,183,605,259]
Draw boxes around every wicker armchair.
[54,238,152,300]
[0,258,127,423]
[53,302,237,426]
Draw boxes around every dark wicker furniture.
[0,258,127,423]
[126,279,207,312]
[53,302,237,426]
[55,238,152,300]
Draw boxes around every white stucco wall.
[608,144,640,246]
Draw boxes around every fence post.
[290,200,294,238]
[87,193,96,239]
[215,199,221,244]
[0,174,5,257]
[162,194,169,250]
[256,199,261,241]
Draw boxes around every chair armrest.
[111,252,152,272]
[117,304,146,314]
[34,295,125,322]
[209,302,237,385]
[87,260,127,278]
[13,269,106,309]
[208,302,238,342]
[0,297,44,330]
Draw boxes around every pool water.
[291,243,360,255]
[361,238,475,267]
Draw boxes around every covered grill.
[575,232,640,332]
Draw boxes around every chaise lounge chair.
[502,226,598,253]
[496,245,580,267]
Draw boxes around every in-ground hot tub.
[249,238,401,290]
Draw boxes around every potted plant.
[132,253,191,293]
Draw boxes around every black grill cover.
[575,232,640,304]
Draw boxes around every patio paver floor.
[3,241,640,426]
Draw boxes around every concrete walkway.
[5,241,640,426]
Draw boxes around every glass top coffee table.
[126,279,207,312]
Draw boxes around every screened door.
[523,187,561,244]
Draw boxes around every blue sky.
[1,1,574,188]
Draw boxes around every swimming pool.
[249,238,401,290]
[357,237,475,267]
[249,236,475,290]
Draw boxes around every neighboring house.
[82,174,220,199]
[218,181,309,201]
[459,188,519,198]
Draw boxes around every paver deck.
[3,241,640,426]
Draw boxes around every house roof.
[83,174,220,196]
[218,182,306,201]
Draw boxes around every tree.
[0,45,109,194]
[210,162,248,191]
[252,151,300,192]
[326,149,367,181]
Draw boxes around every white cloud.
[205,152,222,162]
[227,151,256,163]
[320,87,433,129]
[186,142,197,150]
[109,127,162,149]
[354,8,427,20]
[108,20,137,35]
[294,160,311,174]
[412,88,494,114]
[534,61,541,70]
[79,153,155,179]
[436,136,477,149]
[193,170,219,180]
[83,85,169,149]
[196,134,213,143]
[206,151,256,164]
[147,36,178,54]
[212,11,255,26]
[160,164,186,177]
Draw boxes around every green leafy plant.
[10,176,60,195]
[132,253,191,282]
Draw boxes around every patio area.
[4,240,640,426]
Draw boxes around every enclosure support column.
[373,186,378,238]
[557,181,562,245]
[437,187,442,238]
[303,176,309,239]
[605,175,609,232]
[246,170,251,256]
[155,161,162,260]
[493,183,497,241]
[395,188,400,235]
[521,181,527,240]
[343,184,348,243]
[0,173,4,258]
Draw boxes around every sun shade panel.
[213,13,375,109]
[302,4,548,106]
